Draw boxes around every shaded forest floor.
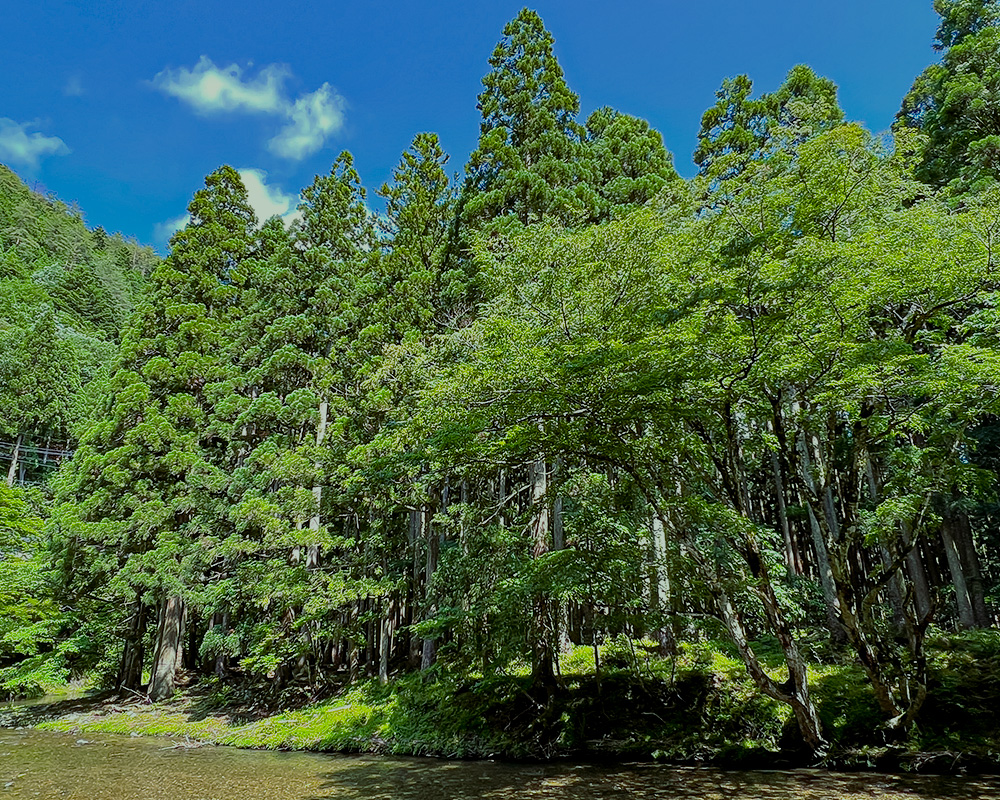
[4,633,1000,774]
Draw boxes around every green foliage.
[464,8,591,228]
[695,65,843,186]
[53,166,256,684]
[0,165,152,491]
[919,629,1000,747]
[584,107,681,221]
[899,1,1000,191]
[0,485,67,698]
[8,4,1000,765]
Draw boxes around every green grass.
[27,632,1000,768]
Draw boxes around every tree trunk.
[551,459,572,654]
[941,513,976,629]
[149,595,185,701]
[771,451,798,576]
[865,457,906,632]
[649,514,676,656]
[529,456,555,691]
[902,521,933,623]
[954,511,990,627]
[691,539,825,753]
[407,509,422,668]
[6,432,22,487]
[379,596,393,684]
[209,611,230,677]
[117,597,148,693]
[796,428,847,643]
[420,505,438,671]
[880,545,907,632]
[805,504,848,643]
[307,399,328,568]
[348,603,361,682]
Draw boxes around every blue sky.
[1,1,940,251]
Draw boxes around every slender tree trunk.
[420,505,438,670]
[954,511,990,627]
[771,451,798,576]
[364,598,376,677]
[551,459,572,654]
[117,596,148,693]
[209,611,230,677]
[379,595,393,684]
[6,432,23,487]
[149,595,185,701]
[307,399,328,568]
[941,513,976,629]
[865,457,906,631]
[529,456,555,691]
[880,545,907,632]
[183,610,199,671]
[348,603,361,682]
[901,520,933,623]
[805,504,848,643]
[796,428,848,644]
[408,509,422,668]
[649,514,676,656]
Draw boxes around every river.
[2,728,1000,799]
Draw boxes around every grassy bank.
[5,633,1000,773]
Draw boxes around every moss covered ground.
[4,632,1000,773]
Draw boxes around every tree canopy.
[4,2,1000,764]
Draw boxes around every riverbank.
[7,727,999,800]
[5,633,1000,774]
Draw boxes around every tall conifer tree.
[463,8,594,228]
[57,166,255,698]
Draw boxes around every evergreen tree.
[899,0,1000,191]
[695,66,843,185]
[584,107,682,222]
[216,153,383,685]
[56,166,255,699]
[377,132,461,328]
[463,8,595,228]
[0,309,81,485]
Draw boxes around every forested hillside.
[3,0,1000,762]
[0,165,156,482]
[0,164,156,694]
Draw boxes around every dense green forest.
[4,0,1000,761]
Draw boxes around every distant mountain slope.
[0,164,159,482]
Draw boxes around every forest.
[3,0,1000,764]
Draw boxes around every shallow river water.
[2,728,1000,800]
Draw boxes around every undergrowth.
[23,631,1000,768]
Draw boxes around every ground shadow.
[301,757,1000,800]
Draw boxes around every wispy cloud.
[153,213,190,249]
[238,168,300,226]
[63,75,85,97]
[268,84,345,161]
[155,168,299,251]
[152,57,345,161]
[0,119,70,169]
[152,56,287,115]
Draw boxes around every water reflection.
[1,729,998,800]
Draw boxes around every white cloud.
[237,168,300,226]
[0,119,69,169]
[267,84,345,161]
[152,57,344,161]
[152,56,288,115]
[154,169,298,252]
[153,213,190,248]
